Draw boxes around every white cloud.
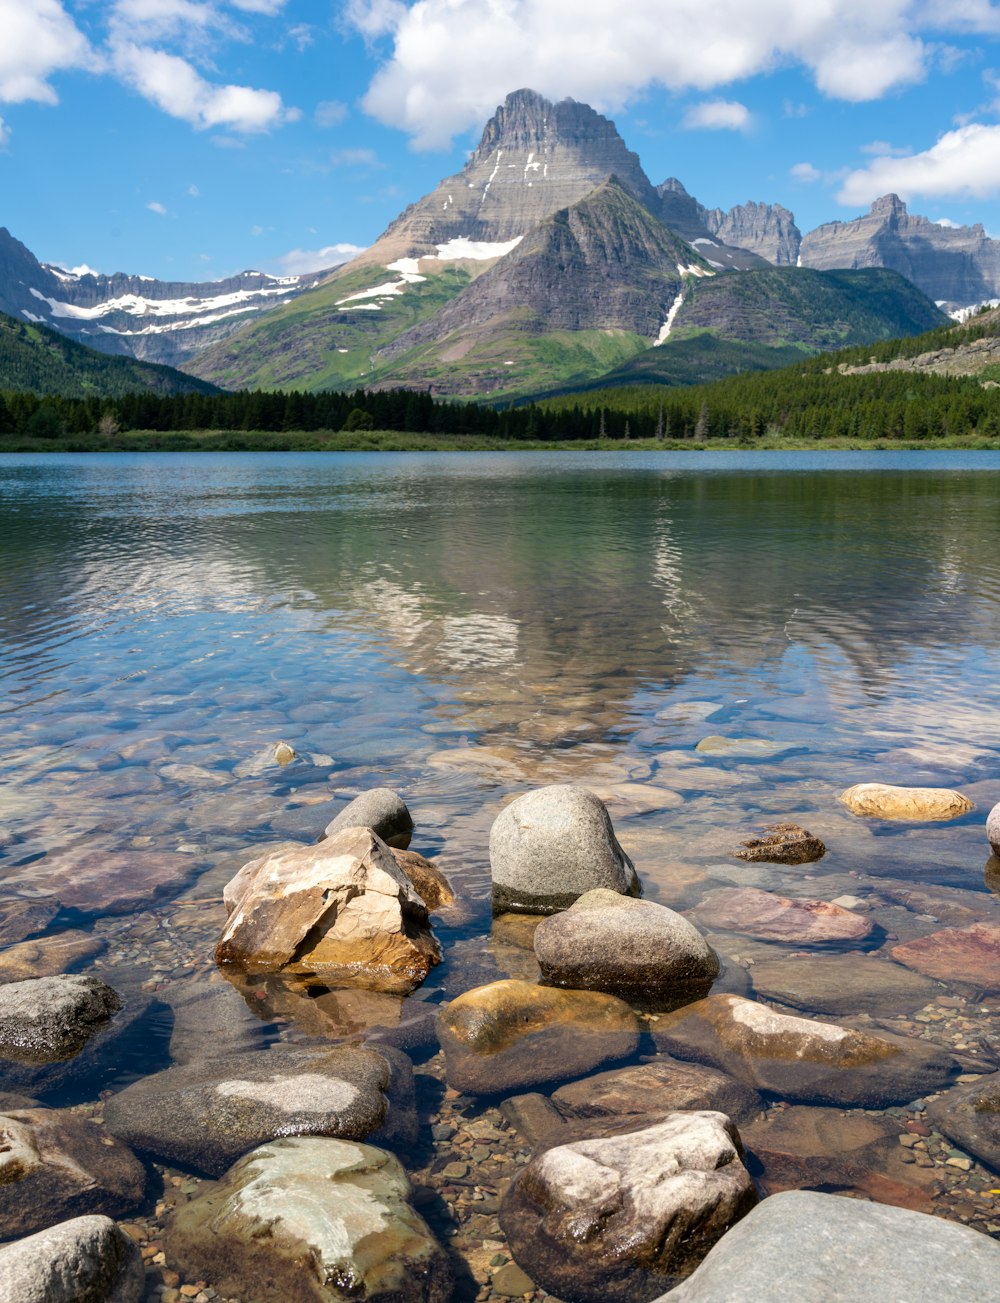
[147,200,168,214]
[790,161,821,182]
[315,99,349,127]
[187,182,200,196]
[330,147,383,167]
[0,0,93,104]
[838,121,1000,205]
[229,0,287,11]
[349,0,946,148]
[0,118,9,149]
[681,99,750,131]
[860,139,912,156]
[935,216,961,226]
[272,243,366,275]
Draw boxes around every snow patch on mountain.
[435,236,523,261]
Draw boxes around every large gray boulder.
[533,890,719,1005]
[0,976,121,1065]
[323,788,414,849]
[0,1106,145,1241]
[103,1042,416,1176]
[490,785,640,914]
[0,1214,144,1302]
[500,1112,757,1302]
[654,1189,1000,1301]
[166,1137,452,1303]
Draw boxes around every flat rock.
[654,1189,1000,1302]
[732,823,825,865]
[552,1058,764,1128]
[926,1072,1000,1172]
[217,826,440,995]
[533,890,719,1005]
[694,887,874,946]
[652,994,956,1107]
[500,1113,757,1302]
[0,1106,145,1240]
[103,1042,417,1176]
[323,788,414,850]
[0,1214,144,1302]
[0,975,122,1065]
[874,879,1000,926]
[0,932,107,985]
[166,1137,452,1303]
[694,736,795,758]
[740,1106,900,1192]
[0,899,58,948]
[490,785,640,915]
[891,921,1000,991]
[439,979,641,1096]
[749,954,944,1017]
[839,782,974,821]
[988,800,1000,855]
[4,850,201,915]
[166,978,276,1066]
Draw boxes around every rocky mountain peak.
[705,201,802,266]
[870,193,907,219]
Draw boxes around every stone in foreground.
[927,1072,1000,1173]
[533,889,719,1004]
[0,1105,145,1240]
[323,788,414,850]
[839,782,973,821]
[0,975,122,1065]
[653,1190,1000,1302]
[166,1137,451,1303]
[216,826,440,995]
[500,1113,757,1303]
[439,979,640,1096]
[490,785,640,915]
[732,822,825,864]
[652,994,955,1107]
[102,1042,416,1176]
[890,921,1000,991]
[0,1214,144,1302]
[551,1057,764,1128]
[695,887,873,946]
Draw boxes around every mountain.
[704,201,801,266]
[655,180,767,270]
[799,195,1000,314]
[825,303,1000,380]
[566,267,947,390]
[0,226,332,368]
[0,309,218,397]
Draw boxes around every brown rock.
[0,932,107,985]
[4,852,201,916]
[891,922,1000,991]
[390,849,454,911]
[732,824,825,865]
[741,1106,898,1190]
[551,1057,764,1127]
[0,900,58,948]
[839,783,973,821]
[216,827,441,995]
[695,887,874,946]
[748,953,943,1018]
[438,979,640,1096]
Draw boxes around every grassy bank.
[3,429,1000,453]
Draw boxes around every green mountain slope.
[0,311,217,397]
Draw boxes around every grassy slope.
[0,311,217,397]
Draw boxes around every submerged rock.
[216,826,440,995]
[694,736,794,758]
[0,931,107,985]
[323,788,414,850]
[890,921,1000,990]
[731,823,825,865]
[4,850,201,916]
[989,800,1000,855]
[695,887,873,946]
[653,1189,1000,1302]
[551,1057,764,1128]
[927,1071,1000,1172]
[0,975,122,1065]
[739,1106,902,1193]
[103,1042,417,1176]
[0,1214,144,1302]
[490,785,640,915]
[748,953,943,1018]
[839,782,973,821]
[500,1113,757,1302]
[0,899,58,948]
[651,994,956,1107]
[0,1105,145,1240]
[533,889,719,1005]
[166,1137,452,1303]
[438,979,640,1096]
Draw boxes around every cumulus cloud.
[681,99,751,131]
[790,161,822,182]
[272,243,366,275]
[349,0,945,148]
[0,118,9,149]
[838,122,1000,205]
[0,0,93,104]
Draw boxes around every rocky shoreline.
[2,776,1000,1300]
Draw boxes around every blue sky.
[3,0,1000,282]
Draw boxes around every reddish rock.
[5,852,200,916]
[695,887,873,946]
[891,922,1000,991]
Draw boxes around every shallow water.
[3,451,1000,1287]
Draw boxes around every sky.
[3,0,1000,282]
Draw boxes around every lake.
[2,450,1000,1293]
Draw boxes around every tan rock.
[732,823,825,865]
[694,887,874,946]
[215,827,441,995]
[0,931,106,985]
[839,783,973,821]
[390,849,454,911]
[890,922,1000,990]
